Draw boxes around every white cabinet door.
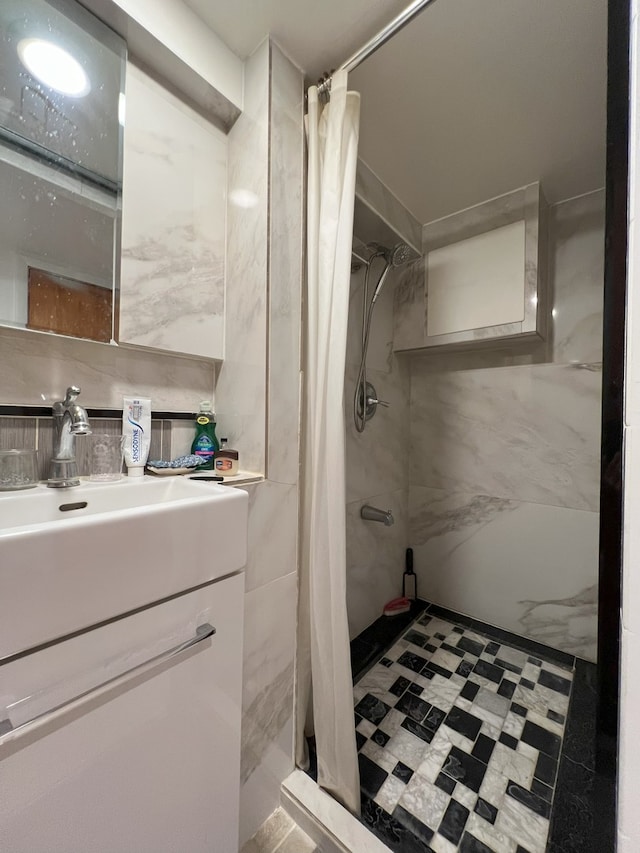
[0,573,244,853]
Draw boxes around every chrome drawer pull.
[0,623,216,746]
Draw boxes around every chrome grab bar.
[0,623,216,747]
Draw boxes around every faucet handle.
[63,386,82,406]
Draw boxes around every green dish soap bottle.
[191,401,219,470]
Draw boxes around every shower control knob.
[367,396,389,408]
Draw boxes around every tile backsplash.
[0,416,171,481]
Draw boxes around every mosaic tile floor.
[353,610,575,853]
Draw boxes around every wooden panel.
[27,268,112,343]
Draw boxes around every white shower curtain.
[296,71,361,814]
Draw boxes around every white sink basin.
[0,477,248,660]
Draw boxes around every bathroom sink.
[0,477,248,660]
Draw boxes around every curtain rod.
[316,0,438,96]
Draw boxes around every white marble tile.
[478,766,509,807]
[346,488,409,638]
[385,728,431,770]
[494,795,549,853]
[549,190,605,365]
[216,41,270,475]
[373,774,406,813]
[489,743,535,788]
[464,813,516,853]
[241,481,298,592]
[360,739,397,773]
[0,324,214,409]
[267,45,303,485]
[378,708,405,738]
[410,361,602,511]
[393,258,427,351]
[240,570,297,845]
[410,487,599,661]
[356,718,377,738]
[356,666,399,698]
[398,772,450,829]
[429,834,458,853]
[416,726,457,782]
[276,826,318,853]
[120,63,226,359]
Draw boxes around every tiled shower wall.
[408,190,604,662]
[345,262,411,640]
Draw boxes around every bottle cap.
[127,467,144,477]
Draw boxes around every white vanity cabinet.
[0,572,244,853]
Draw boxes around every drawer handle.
[0,623,216,746]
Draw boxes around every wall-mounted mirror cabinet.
[0,0,227,361]
[0,0,125,344]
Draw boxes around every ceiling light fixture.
[17,38,90,98]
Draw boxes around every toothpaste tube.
[123,396,151,477]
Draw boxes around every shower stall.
[288,1,615,851]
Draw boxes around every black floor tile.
[457,660,474,677]
[538,669,572,695]
[435,772,456,794]
[423,705,447,732]
[406,629,429,648]
[497,678,517,699]
[521,720,561,759]
[459,831,496,853]
[461,681,480,701]
[510,702,527,717]
[390,676,411,697]
[401,717,435,743]
[358,753,388,798]
[445,706,483,741]
[474,797,498,824]
[506,780,551,819]
[534,751,558,786]
[485,642,500,655]
[441,642,465,657]
[531,777,553,803]
[396,692,431,722]
[439,799,470,845]
[498,732,518,750]
[546,756,596,853]
[398,651,429,673]
[392,761,414,783]
[361,796,434,853]
[355,693,391,726]
[372,729,390,747]
[408,682,424,696]
[457,636,485,657]
[473,659,505,683]
[519,677,536,690]
[423,661,453,679]
[356,731,366,750]
[351,600,428,682]
[547,709,565,724]
[393,805,436,847]
[561,659,596,771]
[494,657,523,675]
[442,746,487,792]
[471,734,496,764]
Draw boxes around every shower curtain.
[296,71,361,813]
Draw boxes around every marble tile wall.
[345,262,411,638]
[408,191,605,662]
[0,325,214,410]
[119,62,227,359]
[230,42,304,847]
[215,41,270,475]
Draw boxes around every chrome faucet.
[48,386,92,488]
[360,504,394,526]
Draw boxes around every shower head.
[367,242,415,304]
[388,242,414,267]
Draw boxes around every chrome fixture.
[316,0,438,98]
[353,242,413,433]
[48,385,91,488]
[360,504,394,526]
[356,380,389,425]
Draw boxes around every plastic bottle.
[191,401,219,470]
